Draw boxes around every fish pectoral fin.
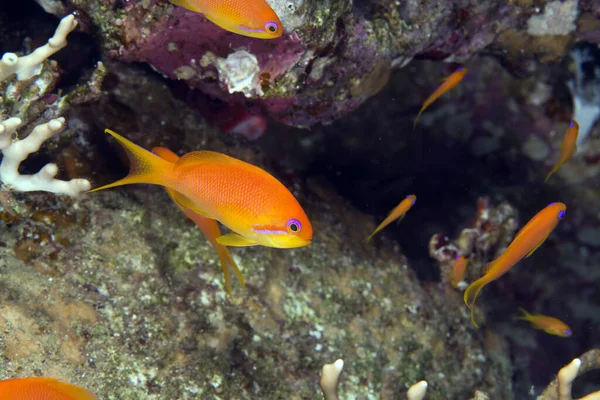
[169,0,203,12]
[526,236,548,258]
[395,214,405,224]
[216,233,259,247]
[171,191,210,217]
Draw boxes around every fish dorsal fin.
[171,190,210,217]
[169,0,204,12]
[176,151,248,168]
[217,233,259,247]
[526,235,548,258]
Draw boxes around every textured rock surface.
[36,0,595,127]
[0,62,514,399]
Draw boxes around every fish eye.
[569,121,575,128]
[565,329,572,336]
[558,210,566,220]
[265,21,279,33]
[287,218,301,234]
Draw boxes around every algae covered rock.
[38,0,590,127]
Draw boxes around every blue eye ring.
[564,329,572,336]
[265,21,279,33]
[569,121,575,128]
[287,219,301,234]
[558,210,566,220]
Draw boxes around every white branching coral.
[0,13,91,196]
[319,359,428,400]
[0,117,90,195]
[0,14,77,82]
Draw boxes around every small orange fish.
[364,194,416,243]
[464,202,566,328]
[413,67,467,128]
[91,129,312,249]
[0,377,97,399]
[153,147,245,299]
[517,308,572,337]
[450,254,468,288]
[170,0,283,39]
[545,121,579,183]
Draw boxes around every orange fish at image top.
[464,202,566,328]
[364,194,416,243]
[413,67,468,128]
[91,129,312,249]
[545,120,579,183]
[517,308,572,337]
[153,146,245,299]
[169,0,283,39]
[0,377,97,399]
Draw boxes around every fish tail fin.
[516,307,531,320]
[463,276,490,328]
[90,129,175,192]
[413,108,425,129]
[41,379,98,400]
[544,167,557,183]
[363,229,378,244]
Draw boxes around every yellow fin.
[526,236,548,258]
[214,244,245,299]
[169,0,203,12]
[90,129,174,192]
[217,233,259,247]
[516,307,532,321]
[463,276,491,328]
[171,191,210,217]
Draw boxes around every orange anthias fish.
[545,121,579,183]
[450,254,469,288]
[153,146,245,299]
[0,377,97,399]
[364,194,416,243]
[517,308,572,337]
[413,67,467,128]
[91,129,312,249]
[169,0,283,39]
[464,202,566,328]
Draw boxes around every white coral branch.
[0,14,77,81]
[0,117,90,196]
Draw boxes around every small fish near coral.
[545,120,579,183]
[169,0,283,39]
[464,202,566,328]
[364,194,416,243]
[413,67,467,128]
[91,129,312,249]
[517,308,572,337]
[450,254,469,288]
[153,146,245,299]
[0,377,97,399]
